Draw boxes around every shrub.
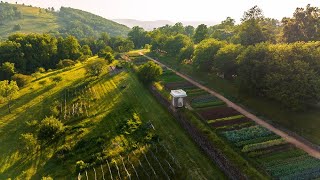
[51,76,62,82]
[56,59,76,69]
[85,59,107,76]
[78,55,90,62]
[41,177,53,180]
[11,74,32,87]
[38,116,64,141]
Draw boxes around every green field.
[147,52,320,146]
[0,58,225,179]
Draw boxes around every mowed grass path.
[0,58,225,179]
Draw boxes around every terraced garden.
[152,62,320,179]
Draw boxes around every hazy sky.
[6,0,320,23]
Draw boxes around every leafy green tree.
[179,45,194,61]
[264,60,320,110]
[185,25,195,37]
[192,38,226,71]
[209,17,236,41]
[0,80,19,113]
[137,61,162,84]
[238,6,266,45]
[171,22,186,35]
[57,36,82,60]
[164,34,193,56]
[241,5,264,21]
[281,4,320,42]
[0,62,15,80]
[128,26,151,48]
[38,116,64,141]
[110,36,134,53]
[193,24,208,43]
[11,74,32,87]
[81,45,93,56]
[213,44,243,78]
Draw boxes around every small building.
[170,89,187,108]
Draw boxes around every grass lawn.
[0,57,225,179]
[147,52,320,146]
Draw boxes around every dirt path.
[140,52,320,159]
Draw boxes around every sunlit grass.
[0,57,225,179]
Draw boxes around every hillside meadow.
[0,57,225,179]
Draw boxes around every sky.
[6,0,320,23]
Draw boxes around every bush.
[56,59,76,69]
[137,61,162,84]
[85,59,107,76]
[38,116,64,141]
[12,24,21,31]
[56,144,71,159]
[11,74,32,87]
[78,55,90,62]
[39,80,47,85]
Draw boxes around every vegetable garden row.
[156,67,320,179]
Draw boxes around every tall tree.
[0,80,19,113]
[185,25,195,37]
[57,36,82,60]
[193,24,208,43]
[282,4,320,42]
[238,6,266,45]
[128,26,151,48]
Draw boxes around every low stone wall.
[149,86,247,180]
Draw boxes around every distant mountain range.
[113,19,218,31]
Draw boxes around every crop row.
[234,134,280,147]
[198,106,241,120]
[223,125,274,142]
[267,156,320,177]
[241,138,286,153]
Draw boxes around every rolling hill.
[0,57,225,179]
[0,3,130,39]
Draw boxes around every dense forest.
[127,5,320,110]
[0,2,130,39]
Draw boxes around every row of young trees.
[126,5,320,111]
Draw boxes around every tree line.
[126,4,320,110]
[0,32,134,77]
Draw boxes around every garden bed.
[198,106,241,120]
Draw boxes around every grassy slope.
[147,53,320,146]
[0,4,59,38]
[0,4,129,39]
[0,57,225,179]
